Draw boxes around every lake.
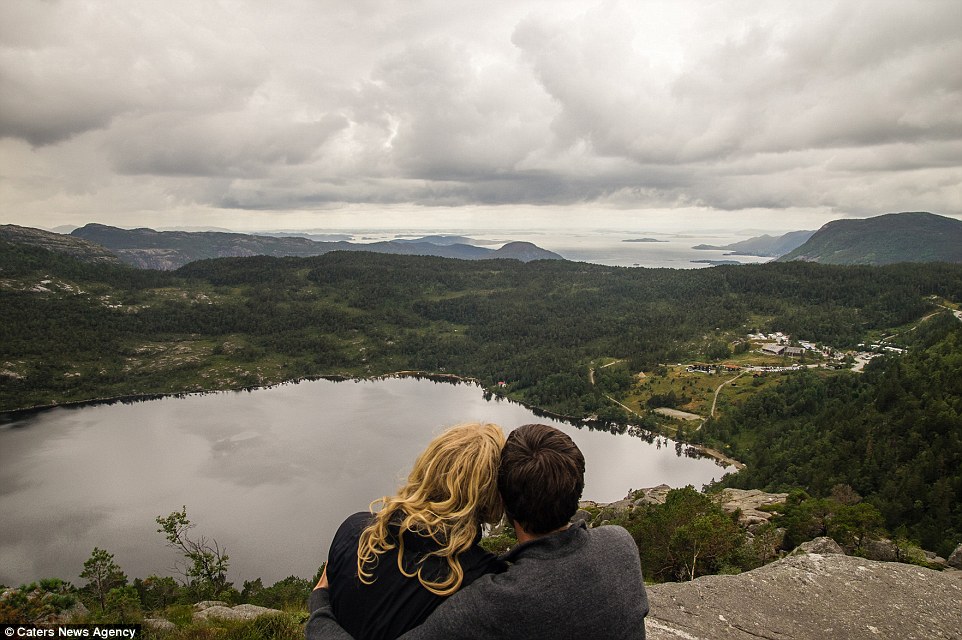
[0,377,729,587]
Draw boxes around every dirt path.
[588,359,624,385]
[710,371,745,418]
[881,309,943,342]
[934,303,962,323]
[587,361,744,469]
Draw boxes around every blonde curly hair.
[357,422,505,596]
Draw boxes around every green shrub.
[0,579,78,624]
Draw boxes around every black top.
[326,511,506,640]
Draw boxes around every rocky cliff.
[582,487,962,638]
[645,552,962,639]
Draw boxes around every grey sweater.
[306,522,649,639]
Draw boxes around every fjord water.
[0,377,726,586]
[348,228,775,268]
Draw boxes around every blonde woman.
[319,422,507,640]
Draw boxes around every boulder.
[791,536,844,556]
[949,543,962,570]
[717,488,788,528]
[630,484,671,506]
[571,509,593,524]
[596,499,634,522]
[193,600,230,610]
[862,538,899,562]
[41,600,89,624]
[922,550,948,569]
[143,618,176,631]
[1,586,89,624]
[193,603,284,621]
[646,553,962,640]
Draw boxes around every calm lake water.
[0,377,729,586]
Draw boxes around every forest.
[5,240,962,415]
[2,240,962,557]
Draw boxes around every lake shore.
[1,368,744,472]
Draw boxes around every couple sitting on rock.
[306,422,649,640]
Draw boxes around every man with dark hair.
[497,422,586,535]
[306,423,650,639]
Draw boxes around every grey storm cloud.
[0,0,960,227]
[108,112,350,178]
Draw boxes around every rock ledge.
[646,553,962,639]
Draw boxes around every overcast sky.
[1,0,960,234]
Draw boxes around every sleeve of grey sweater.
[304,582,495,640]
[304,579,502,640]
[305,589,357,640]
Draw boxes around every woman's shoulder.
[340,511,375,531]
[331,512,375,549]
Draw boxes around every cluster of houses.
[679,331,910,378]
[750,332,833,359]
[858,343,907,355]
[760,344,805,357]
[751,331,909,372]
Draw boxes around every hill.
[693,230,814,257]
[69,223,562,269]
[0,224,121,265]
[777,212,962,265]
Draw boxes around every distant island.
[690,259,744,266]
[692,230,815,257]
[393,235,486,246]
[623,238,668,243]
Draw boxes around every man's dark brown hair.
[498,423,586,535]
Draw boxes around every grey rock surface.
[792,536,845,555]
[645,553,962,640]
[571,509,593,524]
[143,618,176,631]
[193,603,284,621]
[585,486,789,530]
[862,538,900,562]
[631,484,672,506]
[947,543,962,569]
[717,488,788,528]
[0,587,89,624]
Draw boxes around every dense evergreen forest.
[4,239,962,416]
[3,240,962,555]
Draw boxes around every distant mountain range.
[777,212,962,265]
[692,230,815,257]
[6,211,960,270]
[45,224,564,269]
